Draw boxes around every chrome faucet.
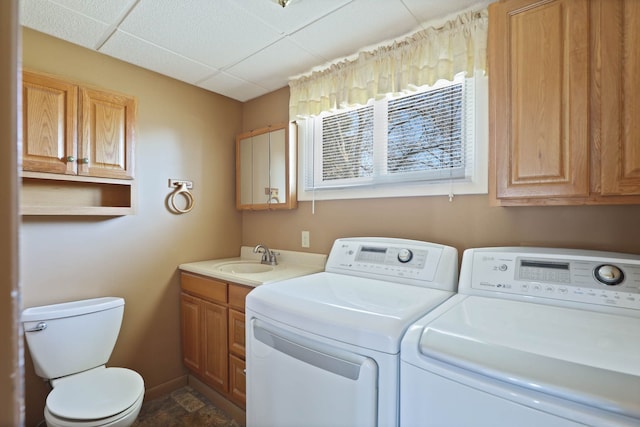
[253,244,279,266]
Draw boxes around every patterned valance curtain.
[289,8,488,118]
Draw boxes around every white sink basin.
[217,262,274,274]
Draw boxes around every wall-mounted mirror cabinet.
[236,123,297,210]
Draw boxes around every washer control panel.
[465,248,640,310]
[325,238,452,285]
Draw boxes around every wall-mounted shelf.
[20,70,137,217]
[21,171,135,216]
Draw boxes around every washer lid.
[47,367,144,420]
[246,272,454,354]
[418,296,640,418]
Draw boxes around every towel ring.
[170,183,195,213]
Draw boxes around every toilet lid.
[47,367,144,420]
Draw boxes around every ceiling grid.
[21,0,486,101]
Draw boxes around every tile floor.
[132,386,241,427]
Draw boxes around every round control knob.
[594,264,624,286]
[397,249,413,263]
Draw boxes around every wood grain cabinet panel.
[180,293,202,373]
[228,354,246,408]
[489,0,640,205]
[490,0,589,200]
[596,0,640,196]
[228,309,246,358]
[22,71,77,175]
[22,70,135,180]
[79,87,135,179]
[202,300,228,393]
[180,273,252,408]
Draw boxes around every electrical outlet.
[301,231,310,248]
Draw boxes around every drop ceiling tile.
[118,0,284,70]
[232,0,353,35]
[20,0,111,49]
[403,0,489,25]
[227,37,325,92]
[290,0,420,62]
[197,72,268,102]
[100,30,218,84]
[39,0,137,24]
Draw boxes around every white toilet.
[22,297,145,427]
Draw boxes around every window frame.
[297,73,488,201]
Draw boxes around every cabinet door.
[236,123,297,210]
[229,354,246,408]
[79,87,135,179]
[22,71,77,175]
[228,309,246,358]
[180,293,202,373]
[490,0,589,200]
[252,132,270,205]
[202,299,228,393]
[596,0,640,195]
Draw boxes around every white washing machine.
[400,247,640,427]
[245,237,459,427]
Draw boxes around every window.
[298,74,488,201]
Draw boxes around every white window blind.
[306,75,475,191]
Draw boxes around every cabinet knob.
[80,158,89,164]
[66,156,75,163]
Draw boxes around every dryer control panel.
[325,237,458,291]
[461,247,640,310]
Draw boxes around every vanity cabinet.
[180,272,251,408]
[236,123,297,210]
[488,0,640,205]
[21,70,136,215]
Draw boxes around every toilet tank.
[22,297,125,380]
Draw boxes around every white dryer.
[245,237,459,427]
[400,247,640,427]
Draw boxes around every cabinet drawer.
[228,283,252,310]
[228,309,246,357]
[181,272,227,303]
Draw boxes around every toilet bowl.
[44,366,144,427]
[22,297,145,427]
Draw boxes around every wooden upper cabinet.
[594,0,640,196]
[490,0,640,205]
[79,87,135,179]
[489,0,590,201]
[22,71,78,175]
[21,70,136,180]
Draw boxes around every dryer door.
[247,319,378,427]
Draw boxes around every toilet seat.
[46,366,144,425]
[44,392,143,427]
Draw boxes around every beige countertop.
[179,246,327,287]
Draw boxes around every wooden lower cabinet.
[180,272,251,408]
[202,300,228,391]
[228,354,247,407]
[180,293,203,373]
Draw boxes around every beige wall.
[1,0,22,425]
[21,29,243,426]
[242,89,640,258]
